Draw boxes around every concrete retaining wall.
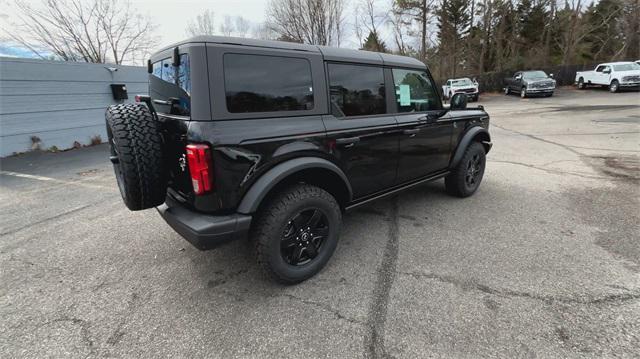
[0,57,148,157]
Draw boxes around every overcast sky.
[134,0,270,47]
[0,0,391,55]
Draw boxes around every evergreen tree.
[361,31,389,52]
[437,0,471,77]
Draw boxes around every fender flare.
[237,157,353,214]
[450,127,491,169]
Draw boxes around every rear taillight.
[185,144,213,195]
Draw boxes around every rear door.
[322,62,399,198]
[392,67,452,183]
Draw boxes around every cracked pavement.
[1,87,639,358]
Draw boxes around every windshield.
[452,78,473,86]
[613,63,640,71]
[523,71,549,80]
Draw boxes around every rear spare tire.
[105,103,167,211]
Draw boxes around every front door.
[391,68,453,183]
[323,63,399,198]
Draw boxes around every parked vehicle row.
[575,62,640,93]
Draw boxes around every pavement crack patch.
[0,204,92,237]
[106,292,140,346]
[398,271,640,306]
[488,160,615,180]
[280,293,364,326]
[492,123,640,154]
[365,197,399,359]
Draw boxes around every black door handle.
[336,137,360,147]
[403,129,420,135]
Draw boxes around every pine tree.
[361,31,389,52]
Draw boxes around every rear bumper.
[157,196,252,250]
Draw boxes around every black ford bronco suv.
[105,36,492,284]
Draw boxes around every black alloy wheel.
[465,152,484,189]
[445,141,486,198]
[281,208,330,266]
[253,184,341,284]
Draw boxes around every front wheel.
[445,142,486,198]
[610,80,619,93]
[253,184,342,284]
[504,87,510,95]
[520,87,527,98]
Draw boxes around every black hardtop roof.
[156,35,426,69]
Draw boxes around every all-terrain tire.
[445,142,486,198]
[252,184,342,284]
[105,103,167,211]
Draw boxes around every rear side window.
[392,68,440,112]
[150,54,191,115]
[224,54,314,113]
[328,63,385,117]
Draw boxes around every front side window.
[392,68,440,112]
[224,54,314,113]
[328,63,385,117]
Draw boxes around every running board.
[345,171,450,211]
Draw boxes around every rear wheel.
[445,142,486,198]
[504,87,510,95]
[610,80,619,93]
[105,103,167,211]
[253,184,342,284]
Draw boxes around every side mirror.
[450,93,467,110]
[515,75,522,80]
[549,73,554,78]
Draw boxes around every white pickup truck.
[575,62,640,92]
[442,78,479,101]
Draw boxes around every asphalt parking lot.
[1,87,639,358]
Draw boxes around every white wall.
[0,57,148,157]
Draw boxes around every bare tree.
[234,16,251,37]
[389,8,410,55]
[7,0,155,64]
[186,9,216,37]
[266,0,345,46]
[220,15,233,36]
[252,22,279,40]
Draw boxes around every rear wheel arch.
[237,157,352,214]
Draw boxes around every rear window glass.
[150,54,191,115]
[613,63,640,71]
[328,63,385,117]
[224,54,314,113]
